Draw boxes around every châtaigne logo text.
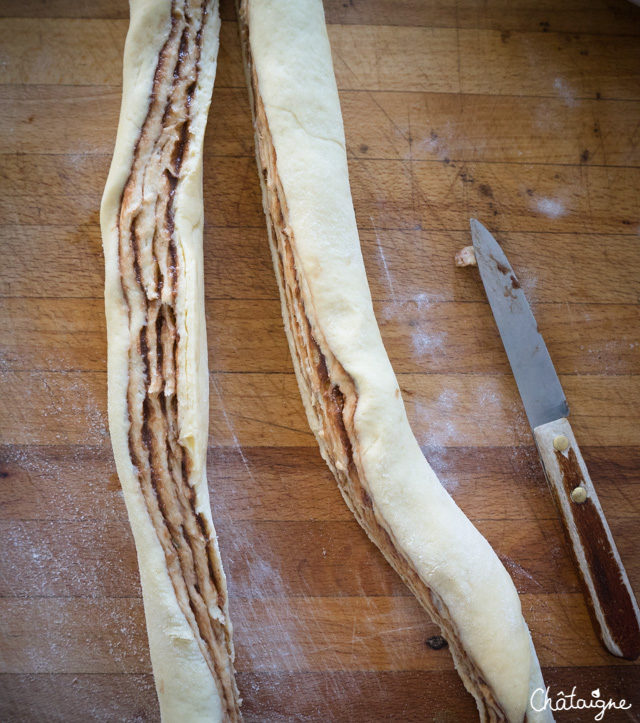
[530,686,632,721]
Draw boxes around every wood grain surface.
[1,0,639,720]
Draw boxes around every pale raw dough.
[241,1,553,720]
[101,1,239,720]
[456,245,478,267]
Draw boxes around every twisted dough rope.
[102,1,241,719]
[237,1,552,720]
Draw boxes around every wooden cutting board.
[1,0,639,720]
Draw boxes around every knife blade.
[470,219,569,429]
[470,218,640,661]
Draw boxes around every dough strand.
[101,1,241,719]
[237,1,552,720]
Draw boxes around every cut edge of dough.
[101,2,234,720]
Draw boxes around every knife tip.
[469,218,482,244]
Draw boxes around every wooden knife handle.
[533,417,640,659]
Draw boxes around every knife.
[470,218,640,660]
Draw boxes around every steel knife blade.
[469,218,640,660]
[470,218,569,429]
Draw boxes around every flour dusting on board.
[0,367,146,685]
[412,328,444,357]
[421,388,461,448]
[501,555,543,592]
[370,215,397,302]
[378,296,446,361]
[1,517,137,599]
[535,197,566,219]
[210,377,308,673]
[423,444,459,494]
[553,77,577,107]
[19,371,108,444]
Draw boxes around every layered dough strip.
[101,1,241,720]
[238,1,552,721]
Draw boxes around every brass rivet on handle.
[553,435,569,451]
[571,486,587,504]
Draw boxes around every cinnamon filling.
[239,5,508,720]
[117,1,240,718]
